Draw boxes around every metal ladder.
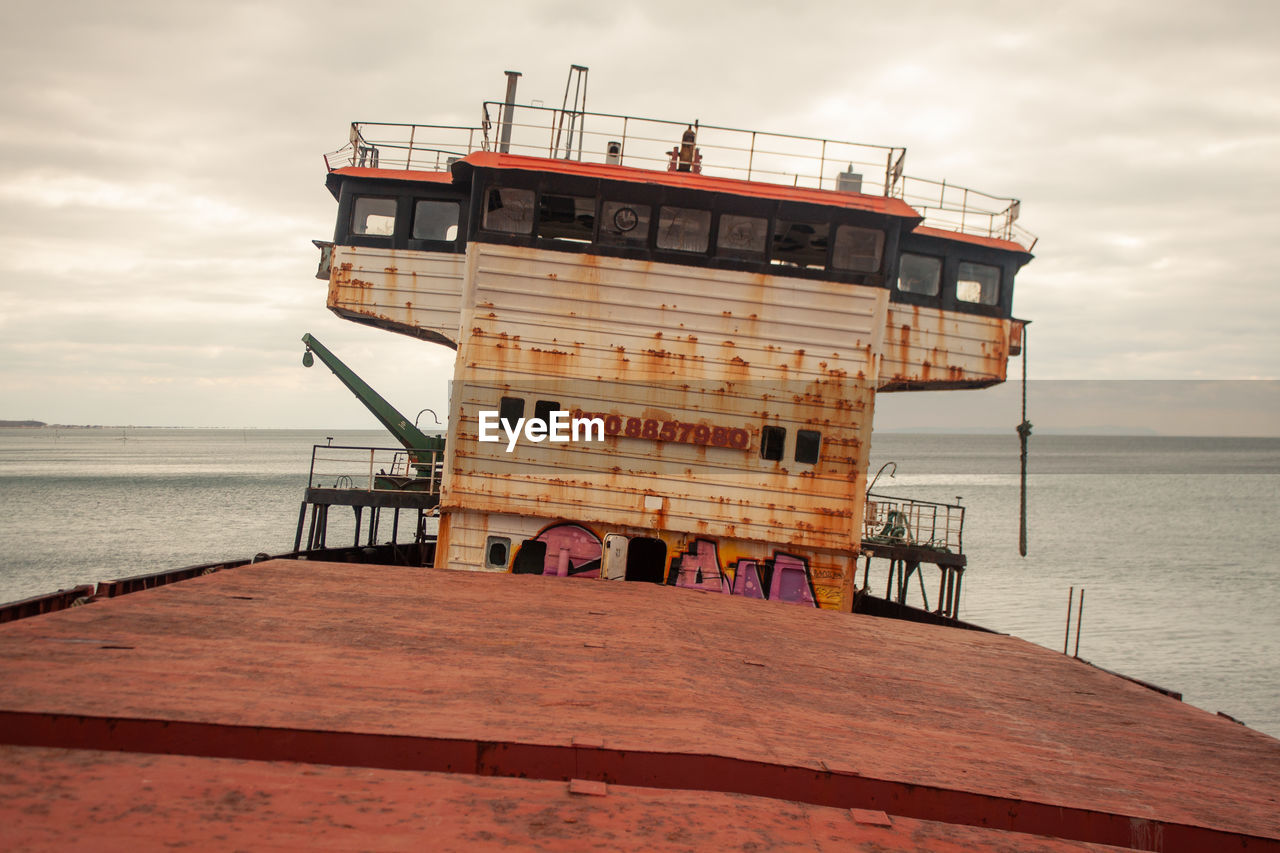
[553,65,589,160]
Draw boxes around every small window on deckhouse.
[897,253,942,295]
[760,426,786,461]
[656,207,711,252]
[599,201,651,247]
[717,214,768,256]
[795,430,821,465]
[537,195,595,242]
[351,196,397,236]
[832,225,885,274]
[772,220,829,267]
[413,200,459,241]
[957,261,1001,305]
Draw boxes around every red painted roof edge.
[461,152,921,219]
[912,225,1032,254]
[331,167,453,184]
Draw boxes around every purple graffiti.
[534,523,602,578]
[769,553,816,606]
[672,539,731,593]
[731,559,765,599]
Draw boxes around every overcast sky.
[1,1,1277,433]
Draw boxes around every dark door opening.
[624,537,667,583]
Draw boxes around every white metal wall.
[878,304,1011,390]
[441,243,887,553]
[328,246,465,347]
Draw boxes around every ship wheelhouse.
[314,100,1034,613]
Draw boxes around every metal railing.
[863,492,964,553]
[480,102,906,197]
[307,444,445,496]
[323,122,483,172]
[897,174,1037,249]
[323,104,1035,248]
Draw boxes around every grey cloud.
[1,1,1276,426]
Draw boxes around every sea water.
[0,428,1276,738]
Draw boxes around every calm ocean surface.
[1,428,1277,738]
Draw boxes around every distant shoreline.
[0,422,189,430]
[3,423,1277,438]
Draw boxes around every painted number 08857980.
[573,410,750,450]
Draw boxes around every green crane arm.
[301,332,435,451]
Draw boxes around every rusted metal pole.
[293,501,307,552]
[1018,329,1031,556]
[1073,589,1085,658]
[498,71,521,154]
[1064,587,1074,654]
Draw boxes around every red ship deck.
[0,560,1277,851]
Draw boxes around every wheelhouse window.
[656,207,711,252]
[897,253,941,295]
[483,187,535,234]
[957,261,1000,305]
[599,201,650,247]
[412,200,459,241]
[717,214,768,256]
[351,196,396,236]
[772,220,829,267]
[832,225,884,273]
[537,194,595,242]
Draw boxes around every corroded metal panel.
[442,243,887,561]
[877,303,1011,391]
[327,245,465,347]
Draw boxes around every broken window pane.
[832,225,884,273]
[772,220,829,267]
[656,207,711,252]
[957,261,1000,305]
[537,194,595,242]
[483,187,535,234]
[897,253,941,295]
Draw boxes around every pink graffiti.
[672,539,730,594]
[731,559,765,599]
[769,553,816,606]
[535,523,602,578]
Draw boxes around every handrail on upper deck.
[323,101,1035,249]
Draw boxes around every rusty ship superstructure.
[305,69,1032,613]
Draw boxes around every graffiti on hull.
[669,539,817,607]
[511,526,818,608]
[512,522,602,577]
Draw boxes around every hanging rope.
[1016,324,1032,557]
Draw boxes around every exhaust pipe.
[499,70,521,154]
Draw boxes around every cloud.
[1,0,1276,427]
